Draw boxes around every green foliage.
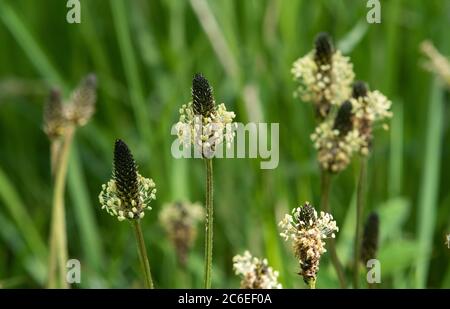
[0,0,448,288]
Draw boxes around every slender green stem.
[47,125,74,288]
[320,170,346,288]
[132,220,154,289]
[353,158,367,289]
[307,278,316,289]
[203,159,214,288]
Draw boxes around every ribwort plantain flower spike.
[314,32,334,67]
[350,81,393,155]
[291,32,355,119]
[420,40,450,88]
[159,201,204,267]
[43,88,66,140]
[176,73,237,158]
[65,74,97,126]
[311,114,364,173]
[279,202,339,286]
[333,100,354,136]
[232,251,282,289]
[43,74,97,139]
[192,73,215,118]
[99,139,156,221]
[360,212,379,264]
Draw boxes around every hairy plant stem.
[203,159,214,288]
[132,220,154,289]
[353,158,367,289]
[47,125,74,288]
[50,139,62,178]
[307,278,316,289]
[320,170,346,288]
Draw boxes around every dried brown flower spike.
[159,201,204,267]
[43,89,66,140]
[279,202,339,288]
[43,73,97,140]
[333,100,354,136]
[420,40,450,88]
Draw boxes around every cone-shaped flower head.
[43,89,66,140]
[352,80,368,99]
[43,73,97,139]
[65,73,97,126]
[176,73,236,158]
[99,139,156,221]
[420,40,450,88]
[314,32,334,66]
[311,101,364,173]
[279,202,339,285]
[159,201,204,267]
[233,251,282,289]
[291,32,355,119]
[192,73,215,118]
[350,81,392,155]
[333,100,354,136]
[360,212,379,264]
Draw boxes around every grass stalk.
[320,170,346,288]
[189,0,239,79]
[415,79,444,287]
[47,125,75,288]
[132,220,154,289]
[353,157,367,289]
[203,159,214,288]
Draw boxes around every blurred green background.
[0,0,449,288]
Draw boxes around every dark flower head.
[192,73,215,117]
[100,139,157,221]
[361,212,380,263]
[298,202,316,227]
[113,139,139,205]
[333,100,354,135]
[83,73,97,89]
[43,88,65,139]
[352,81,368,99]
[314,32,334,65]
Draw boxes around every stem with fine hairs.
[47,125,74,288]
[132,220,154,289]
[203,159,214,288]
[307,278,316,289]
